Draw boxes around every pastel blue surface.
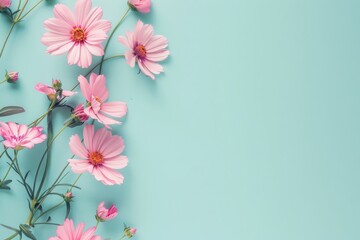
[1,0,360,239]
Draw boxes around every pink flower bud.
[52,79,62,90]
[95,201,118,222]
[128,0,151,13]
[124,226,137,238]
[64,191,73,202]
[5,71,18,83]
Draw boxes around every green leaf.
[0,180,12,190]
[0,224,20,233]
[19,224,37,240]
[0,106,25,117]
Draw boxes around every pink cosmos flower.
[41,0,111,68]
[96,202,118,222]
[78,73,127,126]
[128,0,151,13]
[68,125,128,185]
[49,219,101,240]
[35,81,76,101]
[73,104,89,122]
[0,0,11,9]
[0,122,46,150]
[119,20,170,80]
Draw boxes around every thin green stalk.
[31,201,63,224]
[0,79,7,84]
[69,174,82,192]
[99,7,130,74]
[34,121,70,200]
[1,154,17,183]
[4,232,19,240]
[14,0,29,22]
[67,54,124,93]
[18,0,44,21]
[0,23,16,59]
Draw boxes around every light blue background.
[1,0,360,239]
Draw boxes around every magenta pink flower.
[128,0,151,13]
[96,202,118,222]
[0,0,11,9]
[49,219,101,240]
[35,81,76,101]
[119,20,170,80]
[0,122,46,150]
[68,125,128,185]
[78,73,127,126]
[41,0,111,68]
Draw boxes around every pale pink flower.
[96,202,118,222]
[35,81,76,101]
[0,0,11,9]
[68,125,128,185]
[0,122,46,150]
[128,0,151,13]
[41,0,111,68]
[73,104,89,122]
[49,219,101,240]
[78,73,127,126]
[119,20,170,80]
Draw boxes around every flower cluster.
[0,0,166,238]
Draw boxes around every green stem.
[119,235,126,240]
[69,174,82,192]
[99,7,130,74]
[4,232,19,240]
[1,153,17,183]
[0,79,7,84]
[67,54,124,93]
[96,221,100,228]
[31,201,63,224]
[18,0,44,21]
[34,121,70,200]
[15,0,29,22]
[0,23,17,60]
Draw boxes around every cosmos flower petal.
[101,102,127,118]
[50,219,100,240]
[53,4,75,27]
[85,44,104,56]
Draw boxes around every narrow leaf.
[0,106,25,117]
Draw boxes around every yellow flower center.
[71,28,86,43]
[89,151,104,166]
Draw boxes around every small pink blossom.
[68,125,128,185]
[35,81,76,101]
[128,0,151,13]
[49,219,101,240]
[96,202,118,222]
[0,122,46,150]
[5,71,18,83]
[119,20,169,80]
[78,73,127,127]
[41,0,111,68]
[0,0,11,9]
